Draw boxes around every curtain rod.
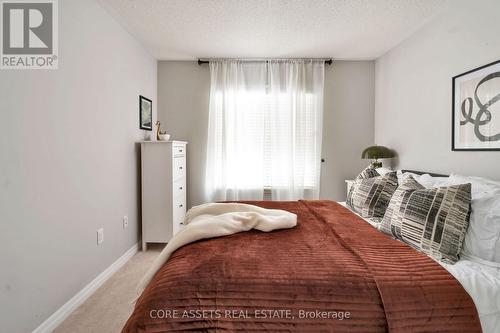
[197,58,333,65]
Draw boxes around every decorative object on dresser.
[452,59,500,151]
[140,141,187,251]
[361,145,395,168]
[155,121,170,141]
[139,95,153,131]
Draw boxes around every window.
[205,60,324,201]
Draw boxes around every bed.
[440,258,500,333]
[123,200,482,332]
[338,202,500,333]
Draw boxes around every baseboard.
[32,243,139,333]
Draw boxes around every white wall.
[157,61,374,205]
[0,1,157,332]
[321,61,375,200]
[157,62,210,207]
[375,0,500,179]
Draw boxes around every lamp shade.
[361,145,395,160]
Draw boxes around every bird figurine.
[155,121,169,141]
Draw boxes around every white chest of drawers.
[140,141,187,251]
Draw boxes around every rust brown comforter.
[123,200,481,333]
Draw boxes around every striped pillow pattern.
[347,171,398,218]
[380,176,472,263]
[379,176,424,239]
[355,165,380,180]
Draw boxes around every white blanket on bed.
[137,203,297,294]
[440,258,500,333]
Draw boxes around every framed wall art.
[452,59,500,151]
[139,95,153,131]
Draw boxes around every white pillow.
[396,170,419,184]
[415,174,450,188]
[449,173,500,199]
[375,167,392,176]
[462,191,500,263]
[396,170,450,189]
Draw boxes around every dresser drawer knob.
[179,186,183,190]
[178,149,183,152]
[179,204,183,208]
[179,166,183,170]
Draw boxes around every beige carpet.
[54,245,163,333]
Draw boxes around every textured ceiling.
[99,0,448,60]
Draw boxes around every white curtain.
[205,59,324,202]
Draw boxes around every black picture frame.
[452,59,500,151]
[139,95,153,131]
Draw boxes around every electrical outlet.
[97,228,104,245]
[123,215,129,229]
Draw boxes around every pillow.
[450,173,500,186]
[396,170,450,189]
[375,167,392,176]
[396,170,420,184]
[438,174,500,263]
[380,176,472,263]
[462,191,500,263]
[379,176,424,238]
[415,174,450,188]
[347,171,398,218]
[449,173,500,199]
[355,165,380,180]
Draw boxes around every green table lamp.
[362,145,395,168]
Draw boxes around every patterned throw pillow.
[379,176,472,263]
[355,165,380,180]
[379,176,424,238]
[347,171,398,218]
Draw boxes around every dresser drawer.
[173,157,186,180]
[173,195,186,234]
[173,178,186,197]
[173,197,186,215]
[173,145,186,157]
